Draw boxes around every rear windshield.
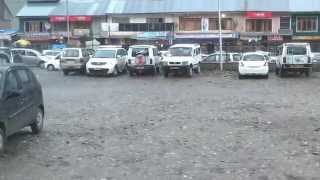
[45,51,60,56]
[94,50,116,58]
[131,48,149,57]
[287,46,307,55]
[243,54,265,61]
[63,49,80,57]
[169,47,192,57]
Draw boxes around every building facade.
[15,0,320,52]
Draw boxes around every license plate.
[248,66,259,68]
[136,66,144,69]
[93,68,103,71]
[170,67,180,70]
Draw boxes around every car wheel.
[238,74,244,79]
[31,108,44,134]
[305,69,311,77]
[0,128,5,154]
[39,62,45,69]
[195,65,201,74]
[47,65,55,71]
[63,70,69,76]
[113,66,119,77]
[187,66,193,77]
[122,65,128,74]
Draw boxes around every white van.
[276,43,313,77]
[161,44,202,77]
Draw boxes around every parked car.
[275,43,313,77]
[45,53,61,71]
[202,52,241,63]
[161,44,202,77]
[0,64,44,153]
[312,52,320,63]
[127,45,161,76]
[238,52,269,79]
[11,48,46,67]
[60,48,91,75]
[86,47,127,76]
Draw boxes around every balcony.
[119,23,174,32]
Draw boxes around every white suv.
[86,47,127,76]
[276,43,313,77]
[161,44,202,77]
[127,45,161,76]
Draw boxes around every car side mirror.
[5,90,20,100]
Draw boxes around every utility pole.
[66,0,70,44]
[218,0,223,71]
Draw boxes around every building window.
[147,18,164,23]
[246,19,272,32]
[118,23,174,32]
[280,17,291,30]
[296,16,318,32]
[24,21,46,33]
[179,17,201,31]
[209,18,233,30]
[112,17,130,23]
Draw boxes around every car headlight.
[182,61,189,66]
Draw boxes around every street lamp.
[218,0,223,71]
[66,0,70,43]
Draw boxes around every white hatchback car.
[45,53,61,71]
[86,48,127,76]
[238,52,269,79]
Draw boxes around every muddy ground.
[1,70,320,180]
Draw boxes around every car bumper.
[281,64,312,70]
[239,66,269,75]
[61,64,83,70]
[128,65,155,71]
[162,65,190,71]
[86,65,114,75]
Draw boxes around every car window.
[14,50,25,56]
[153,48,158,56]
[17,69,31,84]
[94,50,116,58]
[27,51,37,57]
[5,71,19,92]
[131,48,149,57]
[63,49,80,57]
[206,55,217,62]
[233,54,241,61]
[243,54,265,61]
[287,46,307,55]
[121,49,127,56]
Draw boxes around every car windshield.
[93,50,116,58]
[243,54,265,61]
[44,51,60,56]
[287,46,307,55]
[63,49,79,57]
[132,48,149,57]
[169,47,192,56]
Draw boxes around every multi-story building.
[0,0,15,46]
[15,0,320,52]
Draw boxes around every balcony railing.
[119,23,174,32]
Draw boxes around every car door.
[120,49,127,70]
[16,69,36,126]
[2,70,24,135]
[25,50,40,66]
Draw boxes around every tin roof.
[16,0,320,17]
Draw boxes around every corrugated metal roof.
[16,0,320,17]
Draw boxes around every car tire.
[305,69,311,77]
[63,70,69,76]
[129,70,134,77]
[187,66,193,77]
[122,65,127,74]
[39,61,45,69]
[238,74,244,79]
[47,65,55,71]
[279,68,285,77]
[113,66,119,77]
[30,108,44,134]
[195,65,201,74]
[0,128,5,154]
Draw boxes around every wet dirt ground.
[1,70,320,180]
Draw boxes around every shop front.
[174,32,239,54]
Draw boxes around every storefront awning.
[0,30,18,40]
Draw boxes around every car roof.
[97,47,122,51]
[243,52,265,55]
[283,43,310,46]
[170,44,200,48]
[129,45,157,48]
